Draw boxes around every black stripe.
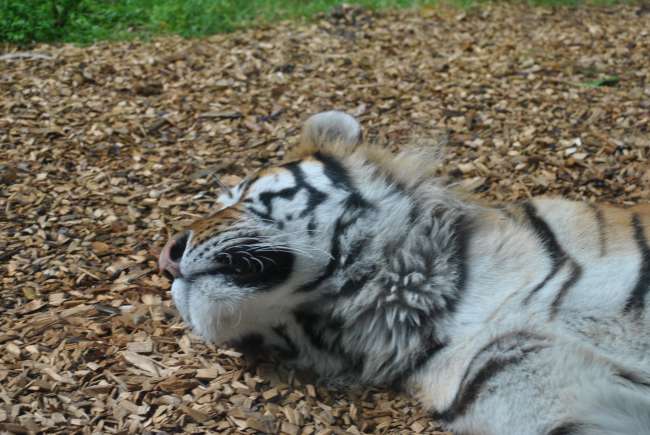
[306,217,317,234]
[292,307,365,373]
[285,164,328,218]
[313,152,373,211]
[342,237,370,269]
[296,194,368,293]
[408,203,422,225]
[291,153,370,293]
[522,202,568,305]
[339,272,374,298]
[346,190,372,210]
[314,151,354,191]
[457,332,545,388]
[616,368,650,389]
[447,215,470,313]
[547,423,587,435]
[248,161,330,223]
[550,260,583,318]
[247,207,274,222]
[588,203,607,257]
[522,259,563,304]
[271,324,299,360]
[239,177,255,197]
[259,186,300,211]
[522,202,565,262]
[434,332,546,423]
[229,333,265,361]
[435,349,542,423]
[296,214,346,293]
[623,214,650,315]
[292,309,327,350]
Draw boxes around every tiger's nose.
[158,232,189,278]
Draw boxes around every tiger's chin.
[170,277,250,345]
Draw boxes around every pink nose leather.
[159,237,181,278]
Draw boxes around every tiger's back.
[455,198,650,329]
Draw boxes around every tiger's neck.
[290,179,481,385]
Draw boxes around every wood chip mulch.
[1,4,648,434]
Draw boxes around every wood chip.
[281,421,301,435]
[180,405,210,423]
[122,351,160,377]
[127,340,154,353]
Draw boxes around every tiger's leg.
[414,332,650,435]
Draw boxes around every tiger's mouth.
[214,246,295,290]
[180,241,296,291]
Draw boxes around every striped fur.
[161,111,650,435]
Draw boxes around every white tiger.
[159,111,650,435]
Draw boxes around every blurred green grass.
[0,0,628,45]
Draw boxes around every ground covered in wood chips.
[2,3,649,434]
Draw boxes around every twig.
[0,52,54,62]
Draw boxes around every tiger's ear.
[299,111,362,154]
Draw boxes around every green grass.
[0,0,627,45]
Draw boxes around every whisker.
[247,244,320,260]
[250,256,265,272]
[257,255,278,266]
[233,252,253,269]
[253,243,333,261]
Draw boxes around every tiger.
[158,111,650,435]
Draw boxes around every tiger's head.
[159,111,466,384]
